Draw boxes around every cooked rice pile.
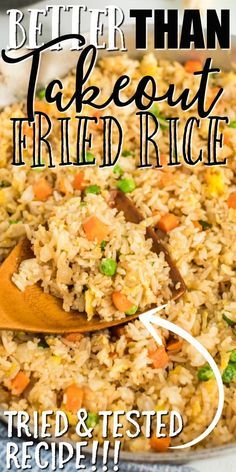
[12,194,171,320]
[0,53,236,453]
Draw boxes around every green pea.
[37,88,46,100]
[113,164,123,177]
[86,152,96,163]
[229,121,236,129]
[222,314,235,327]
[117,178,136,194]
[230,350,236,363]
[198,365,214,381]
[9,220,19,225]
[125,305,138,315]
[86,412,99,428]
[99,258,117,276]
[198,220,212,230]
[100,240,107,251]
[85,185,101,195]
[222,364,236,384]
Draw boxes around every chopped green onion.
[198,220,212,231]
[86,152,96,163]
[229,350,236,363]
[32,159,45,171]
[125,305,138,316]
[86,412,99,428]
[85,185,101,195]
[222,364,236,384]
[37,88,46,100]
[229,121,236,129]
[122,150,134,157]
[33,167,44,172]
[117,178,136,194]
[9,220,19,225]
[113,164,123,177]
[159,118,169,130]
[38,338,49,349]
[0,180,10,188]
[198,365,214,381]
[99,258,117,276]
[222,313,235,327]
[150,105,168,129]
[100,240,107,251]
[211,72,219,80]
[150,104,160,116]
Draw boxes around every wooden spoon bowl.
[0,192,185,333]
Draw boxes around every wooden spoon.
[0,191,185,333]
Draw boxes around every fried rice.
[12,193,171,320]
[0,53,236,452]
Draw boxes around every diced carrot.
[92,110,104,130]
[150,434,170,452]
[112,292,133,312]
[159,154,167,168]
[206,87,221,108]
[184,60,202,73]
[193,220,202,230]
[64,384,84,414]
[159,173,174,187]
[63,333,83,343]
[159,154,173,173]
[33,178,53,201]
[73,172,85,191]
[34,100,51,114]
[11,371,30,396]
[166,337,183,352]
[210,87,221,96]
[227,191,236,209]
[156,213,179,233]
[148,347,169,369]
[24,125,34,138]
[223,131,231,146]
[82,216,109,243]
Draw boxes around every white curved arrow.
[139,304,224,449]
